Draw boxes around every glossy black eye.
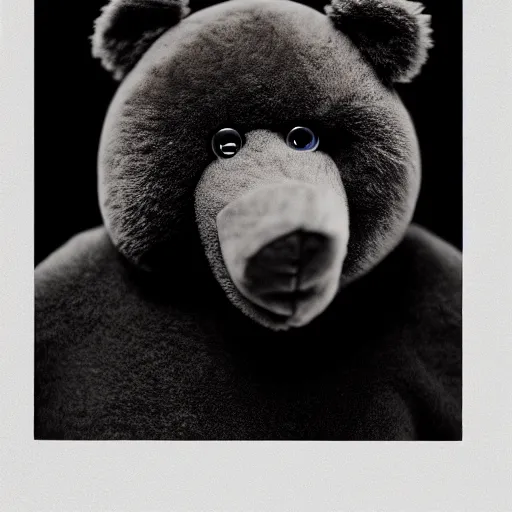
[286,126,319,152]
[211,128,243,159]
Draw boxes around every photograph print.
[35,0,462,440]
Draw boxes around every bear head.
[92,0,433,330]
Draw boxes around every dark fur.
[326,0,433,83]
[35,225,461,440]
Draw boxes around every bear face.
[94,0,432,329]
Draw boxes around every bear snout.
[216,181,349,328]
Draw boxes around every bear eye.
[211,128,243,159]
[286,126,319,152]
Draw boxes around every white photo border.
[1,0,511,510]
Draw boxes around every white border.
[1,0,512,510]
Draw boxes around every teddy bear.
[35,0,462,440]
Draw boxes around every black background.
[35,0,462,266]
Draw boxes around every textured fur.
[35,225,461,440]
[92,0,190,80]
[326,0,433,83]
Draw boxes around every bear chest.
[36,298,444,440]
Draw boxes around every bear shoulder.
[36,226,120,296]
[398,223,462,314]
[35,226,127,351]
[366,224,462,439]
[35,227,132,438]
[370,223,462,358]
[403,223,461,278]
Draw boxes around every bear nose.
[243,230,334,317]
[245,231,331,294]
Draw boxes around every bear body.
[35,224,461,440]
[35,0,462,440]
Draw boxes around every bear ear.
[325,0,433,83]
[92,0,190,81]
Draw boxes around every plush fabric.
[35,224,461,440]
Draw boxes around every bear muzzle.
[216,181,349,328]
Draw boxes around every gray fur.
[325,0,433,83]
